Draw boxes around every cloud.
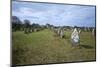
[12,1,96,27]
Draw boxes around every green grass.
[12,29,96,65]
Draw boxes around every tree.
[32,23,40,28]
[46,23,51,29]
[24,19,31,28]
[12,16,22,31]
[24,19,31,34]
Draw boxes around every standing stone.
[92,28,96,37]
[78,29,81,34]
[71,28,80,47]
[57,29,60,36]
[34,29,37,32]
[60,30,64,38]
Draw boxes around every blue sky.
[12,1,96,27]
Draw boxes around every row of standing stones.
[49,27,95,47]
[20,26,95,47]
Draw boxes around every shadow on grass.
[79,44,94,49]
[63,35,69,39]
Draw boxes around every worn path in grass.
[12,29,96,65]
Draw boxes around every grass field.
[12,29,96,65]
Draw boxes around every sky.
[12,1,96,27]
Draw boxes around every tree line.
[12,16,95,34]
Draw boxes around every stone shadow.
[79,44,94,49]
